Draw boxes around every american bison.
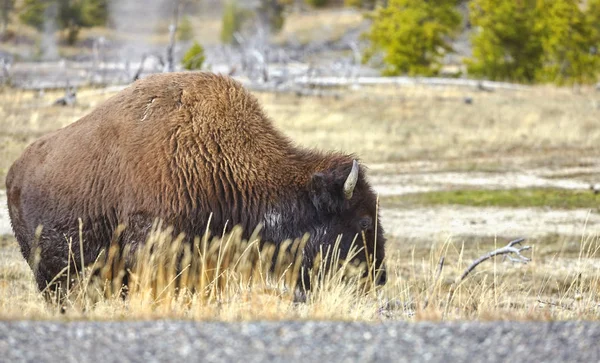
[6,72,386,296]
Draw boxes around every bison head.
[308,159,387,287]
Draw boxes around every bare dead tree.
[165,0,183,73]
[294,76,530,91]
[348,41,361,82]
[132,54,148,82]
[90,37,107,85]
[232,23,270,84]
[132,53,166,82]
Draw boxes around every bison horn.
[344,160,359,200]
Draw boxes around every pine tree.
[465,0,542,83]
[19,0,46,31]
[584,0,600,66]
[363,0,462,76]
[536,0,598,85]
[182,41,205,70]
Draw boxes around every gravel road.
[1,320,598,363]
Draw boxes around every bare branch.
[53,81,76,106]
[444,237,531,316]
[457,238,530,283]
[132,54,148,82]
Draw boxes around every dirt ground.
[371,161,600,240]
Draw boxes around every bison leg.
[292,251,315,303]
[28,225,107,299]
[31,232,78,297]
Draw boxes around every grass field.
[1,80,599,321]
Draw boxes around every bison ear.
[309,160,360,214]
[309,172,337,214]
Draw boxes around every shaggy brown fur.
[6,72,386,292]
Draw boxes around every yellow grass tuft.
[1,223,599,321]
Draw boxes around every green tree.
[19,0,46,31]
[364,0,462,76]
[536,0,598,85]
[19,0,109,44]
[586,0,600,69]
[587,0,600,43]
[182,41,205,70]
[344,0,377,9]
[465,0,543,83]
[305,0,329,7]
[221,0,245,44]
[79,0,108,27]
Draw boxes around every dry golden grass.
[257,85,600,166]
[1,225,599,321]
[272,9,364,45]
[1,81,600,321]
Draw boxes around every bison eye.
[359,216,372,231]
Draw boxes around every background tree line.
[1,0,599,85]
[221,0,600,85]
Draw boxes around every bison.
[6,72,386,297]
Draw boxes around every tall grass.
[19,218,386,321]
[2,221,600,321]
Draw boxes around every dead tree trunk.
[165,0,182,73]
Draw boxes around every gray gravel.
[1,320,599,362]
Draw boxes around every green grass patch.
[384,188,600,209]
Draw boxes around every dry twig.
[537,299,573,311]
[445,238,531,316]
[457,238,530,283]
[423,256,445,309]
